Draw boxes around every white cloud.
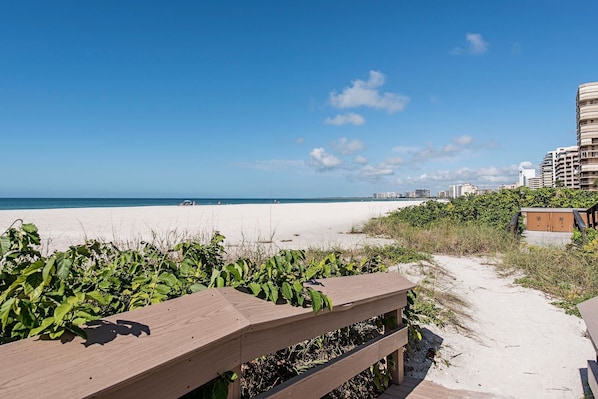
[394,136,476,163]
[466,33,488,54]
[403,165,518,187]
[309,148,342,171]
[392,146,419,154]
[354,155,368,164]
[331,138,365,155]
[519,161,534,169]
[328,71,409,113]
[454,135,473,146]
[383,157,405,166]
[359,164,394,180]
[238,160,305,172]
[451,33,488,55]
[324,112,366,126]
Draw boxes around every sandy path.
[410,255,593,399]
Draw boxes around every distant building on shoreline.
[414,189,430,198]
[372,192,403,199]
[448,183,478,199]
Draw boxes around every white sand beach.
[0,201,593,398]
[0,201,420,253]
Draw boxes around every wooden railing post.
[227,365,241,399]
[384,308,404,385]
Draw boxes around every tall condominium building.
[541,151,556,188]
[554,145,579,188]
[577,82,598,190]
[528,177,543,190]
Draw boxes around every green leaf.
[42,256,56,284]
[54,302,74,323]
[154,283,171,295]
[0,235,10,257]
[56,255,72,280]
[28,317,55,337]
[21,223,37,234]
[216,276,225,288]
[85,291,108,305]
[0,298,16,328]
[267,282,279,304]
[190,283,208,293]
[323,294,333,311]
[281,282,293,301]
[247,282,261,296]
[309,289,322,314]
[293,281,303,294]
[158,272,178,287]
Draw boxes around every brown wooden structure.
[578,296,598,397]
[0,272,414,398]
[521,207,589,232]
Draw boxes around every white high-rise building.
[541,151,556,188]
[518,168,536,187]
[577,82,598,190]
[554,145,579,188]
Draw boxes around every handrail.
[587,202,598,229]
[578,296,598,395]
[573,209,588,244]
[0,272,415,399]
[509,211,521,236]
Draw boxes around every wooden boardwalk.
[379,378,503,399]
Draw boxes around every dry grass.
[499,244,598,315]
[363,218,519,256]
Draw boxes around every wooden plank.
[0,272,415,399]
[240,293,407,362]
[0,290,247,399]
[227,365,242,399]
[255,326,408,399]
[385,309,404,384]
[93,336,242,399]
[589,360,598,397]
[220,272,414,330]
[578,296,598,355]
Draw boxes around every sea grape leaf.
[309,289,322,314]
[28,317,55,337]
[54,301,74,323]
[247,282,261,296]
[281,282,293,301]
[0,236,10,257]
[190,283,207,293]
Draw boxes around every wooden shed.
[521,207,588,232]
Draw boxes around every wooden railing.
[573,202,598,244]
[0,272,414,398]
[586,202,598,229]
[509,211,521,236]
[578,296,598,396]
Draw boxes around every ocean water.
[0,197,408,210]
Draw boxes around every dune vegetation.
[363,187,598,315]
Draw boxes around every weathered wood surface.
[378,377,503,399]
[256,327,408,399]
[0,272,414,399]
[579,296,598,397]
[579,295,598,355]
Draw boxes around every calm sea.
[0,198,408,211]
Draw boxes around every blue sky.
[2,1,598,198]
